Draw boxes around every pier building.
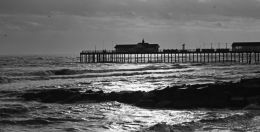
[114,39,159,53]
[232,42,260,52]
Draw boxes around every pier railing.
[80,49,260,64]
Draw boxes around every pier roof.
[232,42,260,47]
[114,39,159,48]
[114,44,136,48]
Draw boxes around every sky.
[1,0,260,55]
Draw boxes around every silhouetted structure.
[232,42,260,52]
[80,41,260,64]
[114,39,159,53]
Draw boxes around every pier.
[80,49,260,64]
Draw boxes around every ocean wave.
[50,69,84,75]
[143,112,256,132]
[1,64,192,84]
[20,77,260,109]
[25,64,190,76]
[30,69,85,76]
[0,55,77,68]
[143,112,255,132]
[0,119,51,125]
[244,104,260,110]
[9,69,188,82]
[0,76,12,84]
[143,122,194,132]
[0,104,29,118]
[30,70,55,76]
[0,117,83,125]
[199,112,254,123]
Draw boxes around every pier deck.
[80,49,260,64]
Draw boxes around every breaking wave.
[26,64,190,76]
[0,117,83,125]
[144,112,256,132]
[0,64,193,84]
[0,104,29,118]
[143,123,195,132]
[199,112,254,123]
[20,77,260,110]
[0,76,12,84]
[31,69,85,76]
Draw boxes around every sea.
[1,55,260,132]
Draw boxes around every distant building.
[114,39,159,53]
[232,42,260,52]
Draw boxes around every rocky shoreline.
[21,77,260,109]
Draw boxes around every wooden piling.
[80,50,259,64]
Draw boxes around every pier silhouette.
[80,49,260,64]
[80,41,260,64]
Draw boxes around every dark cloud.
[1,0,260,32]
[1,0,260,55]
[1,0,260,19]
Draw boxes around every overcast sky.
[1,0,260,55]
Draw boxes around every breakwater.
[80,49,260,64]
